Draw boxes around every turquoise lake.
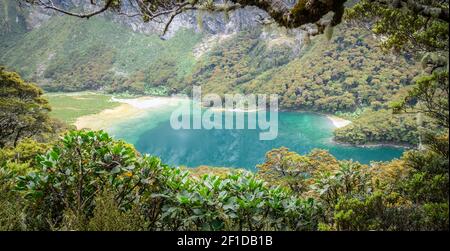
[109,104,405,170]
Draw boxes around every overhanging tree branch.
[31,0,115,18]
[23,0,349,35]
[22,0,449,36]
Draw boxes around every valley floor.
[75,95,188,130]
[59,93,352,131]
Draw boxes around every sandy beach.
[74,94,352,131]
[110,96,187,109]
[326,115,352,128]
[75,96,187,130]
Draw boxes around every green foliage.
[393,70,449,128]
[0,67,54,147]
[148,168,320,230]
[400,149,449,204]
[239,23,421,113]
[8,130,321,231]
[15,130,155,229]
[313,161,372,208]
[0,138,50,168]
[345,0,449,52]
[311,151,448,231]
[0,164,25,230]
[421,202,449,230]
[257,147,339,194]
[0,0,448,232]
[0,9,202,94]
[0,128,447,231]
[56,189,146,231]
[85,189,146,231]
[185,29,293,96]
[332,192,385,230]
[333,109,436,145]
[255,145,449,231]
[0,0,27,48]
[324,25,334,41]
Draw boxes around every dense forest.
[0,0,449,231]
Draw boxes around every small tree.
[0,67,52,147]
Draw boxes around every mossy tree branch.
[22,0,449,36]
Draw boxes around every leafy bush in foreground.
[1,130,447,231]
[149,168,320,230]
[11,130,320,230]
[255,145,449,231]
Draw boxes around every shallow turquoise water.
[110,105,404,170]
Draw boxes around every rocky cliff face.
[15,0,306,53]
[18,1,267,34]
[114,5,267,37]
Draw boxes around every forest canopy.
[0,0,448,231]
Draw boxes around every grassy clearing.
[45,92,119,124]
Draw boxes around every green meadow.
[44,92,119,124]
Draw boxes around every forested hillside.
[190,23,420,113]
[0,0,429,146]
[1,0,420,110]
[0,68,448,230]
[0,4,202,94]
[0,0,448,232]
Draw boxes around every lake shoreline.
[67,93,407,151]
[71,94,354,131]
[279,109,352,129]
[326,115,352,128]
[75,103,145,130]
[46,92,405,167]
[74,95,188,130]
[331,138,414,149]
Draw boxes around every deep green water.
[110,105,405,170]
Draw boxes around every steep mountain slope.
[1,0,421,114]
[0,11,203,94]
[0,0,304,95]
[242,23,421,113]
[0,0,433,146]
